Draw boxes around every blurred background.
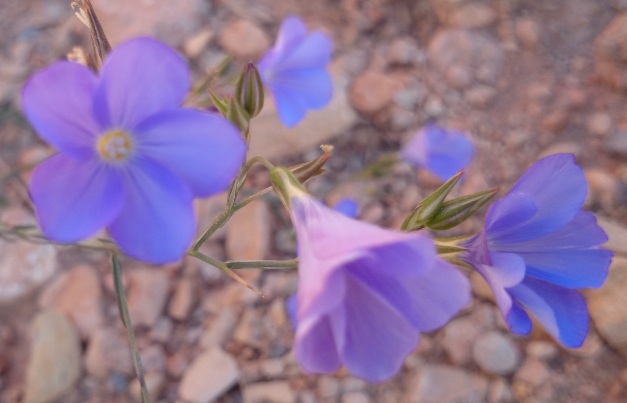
[0,0,626,402]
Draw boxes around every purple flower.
[401,124,474,181]
[462,154,613,347]
[289,193,470,382]
[257,16,333,127]
[332,197,359,218]
[22,38,246,264]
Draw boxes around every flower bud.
[428,188,499,230]
[235,63,265,118]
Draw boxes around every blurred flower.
[461,154,612,347]
[332,197,358,218]
[401,124,474,181]
[22,37,246,263]
[288,191,469,381]
[257,16,333,127]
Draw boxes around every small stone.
[587,113,613,136]
[525,341,558,360]
[605,131,627,157]
[141,344,167,373]
[585,168,616,209]
[234,308,264,348]
[387,37,421,66]
[442,316,483,365]
[39,264,104,339]
[464,85,497,108]
[586,257,627,356]
[24,311,81,403]
[184,29,214,58]
[598,217,627,255]
[168,276,197,321]
[127,268,170,327]
[539,142,581,158]
[515,18,540,49]
[349,71,403,114]
[431,0,497,28]
[542,110,569,133]
[179,347,240,402]
[244,381,296,403]
[318,376,341,399]
[488,378,515,403]
[342,391,371,403]
[407,364,488,403]
[219,19,270,60]
[199,307,240,348]
[149,317,174,343]
[85,328,132,377]
[130,372,167,402]
[594,13,627,91]
[473,331,521,375]
[513,358,550,387]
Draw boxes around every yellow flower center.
[97,130,133,162]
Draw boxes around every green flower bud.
[235,63,265,118]
[427,188,499,230]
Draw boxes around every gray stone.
[168,275,197,321]
[441,316,483,365]
[179,347,240,402]
[24,311,81,403]
[586,257,627,356]
[39,264,104,339]
[407,364,488,403]
[244,381,296,403]
[473,331,521,375]
[199,307,240,348]
[594,13,627,91]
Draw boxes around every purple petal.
[273,16,308,57]
[295,315,342,373]
[22,62,99,158]
[474,251,526,319]
[30,153,123,242]
[400,129,428,168]
[332,198,358,218]
[286,294,298,329]
[133,109,246,197]
[94,38,189,129]
[485,192,537,242]
[508,278,589,348]
[336,273,419,382]
[275,32,332,71]
[107,157,195,263]
[424,126,474,181]
[506,301,532,335]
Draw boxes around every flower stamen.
[97,130,133,162]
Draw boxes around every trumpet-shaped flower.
[257,16,333,127]
[22,37,246,263]
[401,124,474,181]
[289,193,470,382]
[462,154,612,347]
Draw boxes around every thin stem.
[226,258,298,270]
[191,208,234,251]
[227,156,276,208]
[0,223,118,252]
[187,250,266,297]
[111,254,150,403]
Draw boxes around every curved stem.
[226,258,298,270]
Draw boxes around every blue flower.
[257,16,333,127]
[401,124,474,181]
[462,154,613,347]
[288,192,469,381]
[22,37,246,263]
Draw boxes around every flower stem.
[111,253,150,403]
[0,223,118,251]
[226,258,298,270]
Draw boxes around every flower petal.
[273,16,308,57]
[506,301,532,335]
[94,37,189,129]
[475,251,526,319]
[485,192,537,243]
[276,32,332,71]
[295,315,342,374]
[336,273,419,382]
[107,158,195,263]
[425,127,474,181]
[134,109,246,197]
[508,278,589,348]
[333,198,358,218]
[22,62,99,158]
[30,153,123,242]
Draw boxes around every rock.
[342,391,371,403]
[594,13,627,91]
[407,364,489,403]
[234,308,264,348]
[168,276,197,321]
[586,257,627,356]
[39,264,104,339]
[244,381,296,403]
[219,19,270,60]
[140,344,167,373]
[127,268,170,327]
[513,357,550,387]
[539,142,581,158]
[349,71,404,114]
[84,328,133,377]
[225,198,271,262]
[515,18,541,49]
[184,28,215,58]
[149,317,174,343]
[431,0,497,28]
[179,347,240,402]
[248,61,357,160]
[199,307,240,348]
[387,37,423,66]
[318,376,342,399]
[130,372,167,402]
[0,208,57,302]
[525,341,558,360]
[441,316,484,365]
[428,29,503,89]
[604,131,627,157]
[472,331,520,375]
[24,311,81,403]
[585,168,616,209]
[488,378,515,403]
[598,217,627,256]
[464,85,497,108]
[587,113,613,136]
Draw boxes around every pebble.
[587,112,613,136]
[464,85,497,108]
[586,257,627,356]
[441,316,484,365]
[473,331,521,375]
[39,264,104,339]
[140,344,167,373]
[349,71,403,114]
[598,217,627,256]
[342,391,371,403]
[407,364,488,403]
[129,372,167,402]
[244,381,296,403]
[387,37,422,66]
[526,341,558,360]
[584,168,616,209]
[604,131,627,157]
[127,268,170,327]
[24,311,81,403]
[84,328,133,377]
[183,28,214,58]
[594,13,627,91]
[513,357,550,387]
[179,347,240,402]
[318,376,342,399]
[488,378,515,403]
[431,0,497,28]
[219,19,270,60]
[168,275,197,321]
[199,307,240,348]
[515,18,541,49]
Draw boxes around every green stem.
[0,223,118,252]
[112,254,150,403]
[226,258,298,270]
